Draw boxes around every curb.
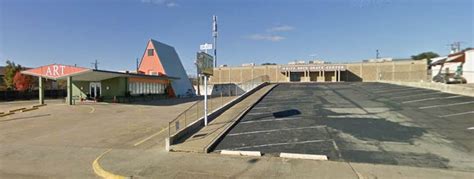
[0,112,14,117]
[21,107,39,112]
[280,152,328,160]
[9,108,26,113]
[221,150,262,157]
[92,149,128,179]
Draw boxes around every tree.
[411,52,439,60]
[3,60,23,90]
[261,62,277,66]
[13,71,32,91]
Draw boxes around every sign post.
[196,52,214,126]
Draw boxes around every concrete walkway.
[99,148,474,179]
[171,84,277,153]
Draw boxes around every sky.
[1,0,473,75]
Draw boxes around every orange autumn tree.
[13,71,33,91]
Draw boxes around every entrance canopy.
[21,64,177,81]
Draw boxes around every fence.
[168,75,270,138]
[0,89,67,101]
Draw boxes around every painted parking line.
[373,87,420,93]
[419,101,474,109]
[252,106,268,110]
[390,92,443,99]
[227,125,326,137]
[402,96,462,104]
[229,139,328,150]
[240,117,301,124]
[133,127,168,146]
[467,127,474,130]
[246,112,266,115]
[440,111,474,118]
[383,88,430,95]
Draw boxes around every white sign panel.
[200,43,213,51]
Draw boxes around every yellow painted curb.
[92,149,128,179]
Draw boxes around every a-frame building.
[138,39,194,97]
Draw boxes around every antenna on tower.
[448,41,463,54]
[212,15,218,67]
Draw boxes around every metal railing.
[167,75,269,138]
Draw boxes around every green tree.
[3,60,23,90]
[261,62,277,66]
[411,52,439,60]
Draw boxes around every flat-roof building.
[21,39,192,105]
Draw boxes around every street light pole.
[213,15,218,68]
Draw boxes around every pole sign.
[196,52,214,76]
[21,64,90,80]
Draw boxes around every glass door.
[89,82,101,99]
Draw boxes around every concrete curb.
[9,108,26,113]
[21,107,39,112]
[33,104,47,108]
[280,152,328,160]
[92,149,128,179]
[221,150,262,157]
[0,112,14,117]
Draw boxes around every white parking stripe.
[227,125,326,136]
[252,106,268,109]
[240,117,301,124]
[402,96,462,104]
[419,101,474,109]
[440,111,474,118]
[385,89,429,95]
[390,92,443,99]
[467,127,474,130]
[230,139,328,150]
[373,88,421,93]
[246,112,266,115]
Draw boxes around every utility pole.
[136,58,139,72]
[91,60,99,70]
[212,15,218,68]
[376,49,380,59]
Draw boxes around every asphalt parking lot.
[214,82,474,171]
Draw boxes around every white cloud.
[140,0,178,8]
[267,25,295,32]
[247,34,286,42]
[166,2,178,7]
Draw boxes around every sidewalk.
[100,148,474,179]
[170,84,276,153]
[379,80,474,97]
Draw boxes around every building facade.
[210,59,428,84]
[138,39,194,97]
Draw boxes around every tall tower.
[213,15,218,67]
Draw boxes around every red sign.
[22,64,90,79]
